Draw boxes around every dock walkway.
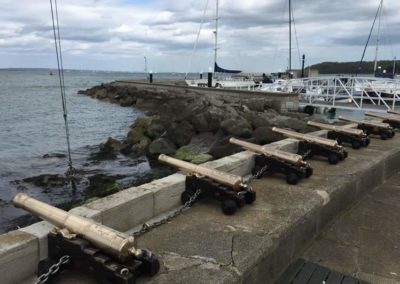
[302,169,400,283]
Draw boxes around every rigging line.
[185,0,209,79]
[291,4,302,69]
[357,0,382,74]
[381,4,394,59]
[50,0,74,174]
[270,0,288,72]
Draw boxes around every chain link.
[247,165,269,184]
[132,166,266,238]
[132,188,201,237]
[36,255,70,284]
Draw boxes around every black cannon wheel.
[244,190,256,204]
[328,153,339,164]
[286,173,299,185]
[221,199,238,215]
[351,140,361,149]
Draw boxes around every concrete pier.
[1,129,399,284]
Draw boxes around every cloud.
[0,0,399,72]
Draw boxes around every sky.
[0,0,399,72]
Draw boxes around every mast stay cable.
[49,0,75,178]
[358,0,382,74]
[185,0,209,79]
[291,2,302,69]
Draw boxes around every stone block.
[19,221,52,261]
[85,187,154,232]
[69,206,102,222]
[0,231,38,284]
[138,174,186,216]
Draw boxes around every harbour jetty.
[1,81,399,283]
[80,80,310,163]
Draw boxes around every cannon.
[158,154,256,215]
[338,116,395,140]
[272,127,348,164]
[365,111,400,129]
[13,193,160,284]
[307,121,370,149]
[229,138,313,185]
[388,110,400,116]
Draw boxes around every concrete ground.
[302,170,400,284]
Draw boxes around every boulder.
[42,153,66,159]
[130,137,151,157]
[148,138,177,155]
[92,137,122,160]
[220,118,253,138]
[191,112,220,133]
[209,136,242,159]
[164,121,195,147]
[146,118,170,139]
[130,116,152,129]
[183,131,224,154]
[23,174,68,188]
[242,98,265,112]
[283,118,309,133]
[87,174,122,198]
[253,127,285,144]
[174,147,213,164]
[126,127,146,144]
[119,96,136,107]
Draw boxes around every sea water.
[0,69,179,233]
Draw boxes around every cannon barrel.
[13,193,139,262]
[158,154,243,189]
[307,121,364,136]
[365,112,400,122]
[272,127,339,147]
[229,138,305,165]
[388,110,400,116]
[338,116,391,129]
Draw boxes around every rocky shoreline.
[80,81,322,164]
[2,80,327,233]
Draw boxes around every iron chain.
[36,255,70,284]
[132,188,202,237]
[132,165,265,238]
[247,165,269,183]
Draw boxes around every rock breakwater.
[80,81,321,163]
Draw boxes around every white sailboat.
[185,0,256,89]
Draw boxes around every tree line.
[308,60,399,74]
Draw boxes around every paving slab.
[303,171,400,283]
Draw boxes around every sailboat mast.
[288,0,292,72]
[214,0,219,76]
[373,0,383,74]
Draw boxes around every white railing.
[256,76,400,112]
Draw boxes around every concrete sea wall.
[1,126,399,283]
[115,81,299,113]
